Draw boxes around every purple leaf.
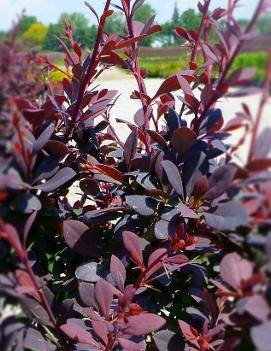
[203,165,236,200]
[18,193,41,214]
[126,195,158,216]
[204,202,249,231]
[94,279,113,318]
[153,330,184,351]
[75,262,104,283]
[199,109,223,134]
[119,338,145,351]
[253,128,271,160]
[110,255,126,291]
[121,313,166,336]
[266,232,271,257]
[123,230,144,267]
[24,211,37,247]
[63,220,97,257]
[84,1,100,23]
[178,320,199,348]
[251,320,271,351]
[32,123,54,155]
[161,160,184,197]
[134,108,145,127]
[79,282,98,309]
[24,328,56,351]
[145,248,168,279]
[124,128,138,169]
[220,253,253,290]
[36,167,76,192]
[236,294,269,321]
[60,323,99,347]
[92,320,108,346]
[227,67,256,86]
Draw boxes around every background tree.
[104,12,124,35]
[134,4,157,47]
[23,22,48,48]
[59,12,95,49]
[18,15,38,33]
[43,23,63,51]
[256,14,271,37]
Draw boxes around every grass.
[47,51,268,83]
[139,52,268,81]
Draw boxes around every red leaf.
[146,129,167,148]
[171,127,197,154]
[94,164,124,183]
[175,27,189,41]
[247,159,271,172]
[153,71,195,99]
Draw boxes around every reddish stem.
[190,0,211,64]
[63,0,112,143]
[193,0,265,133]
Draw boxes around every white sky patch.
[0,0,257,31]
[0,0,58,30]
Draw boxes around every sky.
[0,0,258,31]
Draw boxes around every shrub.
[1,1,271,351]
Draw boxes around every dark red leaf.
[63,220,97,257]
[35,167,76,192]
[171,127,197,154]
[153,71,194,99]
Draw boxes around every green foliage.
[256,14,271,37]
[43,23,63,51]
[231,52,268,81]
[104,12,124,35]
[18,15,38,33]
[139,52,267,80]
[0,31,8,42]
[22,22,48,48]
[43,12,97,51]
[159,8,202,46]
[134,4,156,47]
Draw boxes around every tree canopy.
[23,23,48,48]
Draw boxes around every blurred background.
[0,1,268,80]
